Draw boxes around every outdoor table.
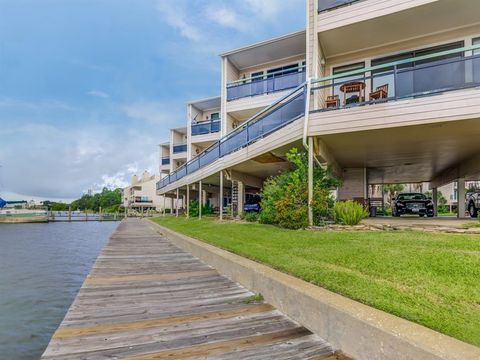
[340,81,366,105]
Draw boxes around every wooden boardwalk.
[42,218,339,360]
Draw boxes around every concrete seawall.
[151,220,480,360]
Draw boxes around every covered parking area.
[315,118,480,219]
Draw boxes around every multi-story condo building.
[157,0,480,221]
[122,171,168,214]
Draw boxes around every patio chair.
[369,84,389,101]
[326,95,340,108]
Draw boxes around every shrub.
[259,148,339,229]
[333,200,368,225]
[244,212,259,222]
[188,200,214,217]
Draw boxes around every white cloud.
[204,6,246,32]
[87,90,110,98]
[155,1,202,42]
[0,120,160,201]
[123,101,179,126]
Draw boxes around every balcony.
[172,143,187,154]
[227,67,306,101]
[157,84,306,190]
[161,157,170,165]
[318,0,360,13]
[191,120,220,136]
[132,197,153,204]
[311,45,480,113]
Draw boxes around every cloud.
[155,1,202,42]
[0,120,159,201]
[122,101,180,126]
[204,6,246,32]
[87,90,110,98]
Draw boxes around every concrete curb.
[149,220,480,360]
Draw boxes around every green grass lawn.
[151,216,480,346]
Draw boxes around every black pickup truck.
[466,192,480,218]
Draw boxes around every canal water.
[0,221,118,360]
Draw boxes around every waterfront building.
[122,171,170,214]
[156,0,480,221]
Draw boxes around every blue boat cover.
[0,198,6,208]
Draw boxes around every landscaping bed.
[151,216,480,347]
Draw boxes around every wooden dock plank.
[41,218,339,359]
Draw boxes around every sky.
[0,0,305,202]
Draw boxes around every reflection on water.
[0,221,117,359]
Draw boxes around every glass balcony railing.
[191,120,220,136]
[172,143,187,154]
[318,0,360,13]
[227,69,306,101]
[311,45,480,112]
[157,84,307,190]
[161,157,170,165]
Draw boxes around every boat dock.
[41,218,340,359]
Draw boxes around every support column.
[458,178,466,218]
[162,196,166,216]
[186,184,190,218]
[176,189,179,217]
[199,180,202,219]
[231,181,235,217]
[432,187,438,217]
[308,137,314,227]
[219,171,224,220]
[238,181,245,217]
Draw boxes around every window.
[210,112,220,120]
[332,62,365,99]
[251,71,264,82]
[371,41,464,98]
[474,37,480,54]
[266,63,300,78]
[473,37,480,83]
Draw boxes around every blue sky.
[0,0,305,201]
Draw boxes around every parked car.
[244,194,261,212]
[392,192,434,217]
[466,192,480,218]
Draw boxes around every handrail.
[227,65,306,86]
[312,44,480,85]
[158,83,307,190]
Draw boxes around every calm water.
[0,221,118,360]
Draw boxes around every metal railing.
[157,83,307,190]
[318,0,360,13]
[191,120,220,136]
[311,45,480,112]
[172,143,187,153]
[161,157,170,165]
[227,69,306,101]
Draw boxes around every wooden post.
[199,181,202,219]
[219,171,223,221]
[186,184,190,218]
[68,206,72,222]
[99,207,103,221]
[308,136,314,227]
[124,206,127,219]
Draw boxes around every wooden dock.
[42,218,340,359]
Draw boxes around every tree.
[383,184,405,206]
[259,148,339,229]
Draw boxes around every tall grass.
[333,200,368,225]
